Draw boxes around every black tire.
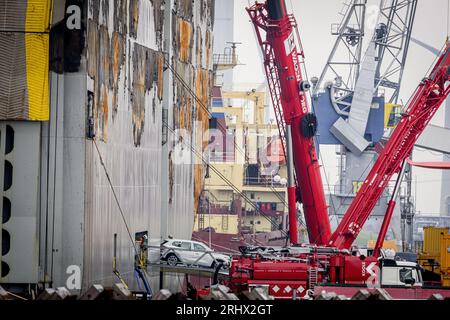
[166,253,179,266]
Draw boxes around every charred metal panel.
[87,0,165,143]
[129,0,139,38]
[176,0,194,20]
[84,0,166,292]
[110,32,125,117]
[167,0,215,241]
[150,0,164,47]
[131,44,162,146]
[113,0,128,34]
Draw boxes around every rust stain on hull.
[87,20,97,79]
[174,61,195,132]
[178,18,193,63]
[99,84,109,139]
[193,68,211,213]
[205,30,211,68]
[110,31,124,117]
[157,52,164,101]
[92,26,111,141]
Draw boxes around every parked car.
[161,239,231,269]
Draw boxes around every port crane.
[225,0,450,299]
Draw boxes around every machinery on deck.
[224,0,450,299]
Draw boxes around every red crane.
[247,0,331,245]
[328,40,450,250]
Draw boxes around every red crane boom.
[247,0,331,245]
[329,42,450,249]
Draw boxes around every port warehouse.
[0,0,215,294]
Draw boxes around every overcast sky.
[220,0,449,215]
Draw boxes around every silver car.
[161,239,230,269]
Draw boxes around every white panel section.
[330,117,370,155]
[135,0,158,49]
[348,42,378,135]
[0,122,41,284]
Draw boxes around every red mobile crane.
[225,0,450,299]
[247,0,331,245]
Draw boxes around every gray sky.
[225,0,449,214]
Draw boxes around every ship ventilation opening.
[3,161,12,191]
[5,125,14,155]
[2,229,10,256]
[1,261,10,277]
[2,197,11,224]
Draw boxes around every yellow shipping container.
[423,227,449,255]
[367,240,397,251]
[443,278,450,287]
[441,234,450,287]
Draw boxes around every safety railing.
[243,176,285,187]
[209,151,236,163]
